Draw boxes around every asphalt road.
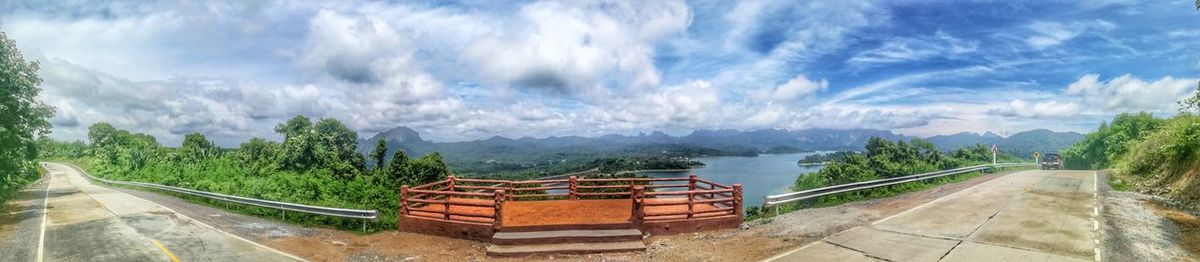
[0,176,49,262]
[0,163,303,262]
[766,169,1100,262]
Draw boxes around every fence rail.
[57,163,379,221]
[762,162,1034,207]
[399,175,743,228]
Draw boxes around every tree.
[0,31,55,191]
[1182,82,1200,114]
[179,132,216,161]
[384,150,410,186]
[274,116,312,142]
[370,139,388,171]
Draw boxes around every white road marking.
[760,240,824,262]
[35,168,52,262]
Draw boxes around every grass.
[1107,171,1135,191]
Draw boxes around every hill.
[925,129,1084,158]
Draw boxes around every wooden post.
[447,176,456,191]
[630,185,645,224]
[687,190,695,219]
[494,190,505,230]
[400,185,409,215]
[688,174,697,191]
[569,176,578,200]
[733,184,744,218]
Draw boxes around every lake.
[640,152,826,208]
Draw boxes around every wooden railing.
[399,175,743,229]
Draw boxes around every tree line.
[746,137,1016,220]
[43,116,452,230]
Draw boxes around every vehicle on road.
[1040,153,1063,170]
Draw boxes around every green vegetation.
[1080,113,1200,205]
[42,116,452,231]
[797,151,855,165]
[1057,79,1200,207]
[1060,112,1163,170]
[0,32,55,202]
[746,137,1022,220]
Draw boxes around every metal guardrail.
[762,162,1035,207]
[58,163,379,221]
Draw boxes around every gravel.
[1100,190,1196,261]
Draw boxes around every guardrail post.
[733,184,744,217]
[630,185,645,224]
[494,190,505,230]
[569,176,578,200]
[400,185,409,215]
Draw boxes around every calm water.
[641,152,825,208]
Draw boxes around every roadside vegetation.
[746,137,1023,220]
[41,116,450,231]
[0,32,55,202]
[1061,110,1200,207]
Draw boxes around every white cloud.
[1024,19,1116,50]
[847,31,978,67]
[988,100,1083,118]
[462,1,691,94]
[1026,21,1082,49]
[1064,74,1198,113]
[752,74,828,102]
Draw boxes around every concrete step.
[491,229,643,245]
[486,240,647,257]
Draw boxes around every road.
[0,163,302,262]
[766,169,1099,262]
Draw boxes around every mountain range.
[357,126,1084,176]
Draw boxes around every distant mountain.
[357,126,912,175]
[925,129,1084,157]
[359,125,1082,176]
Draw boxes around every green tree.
[384,150,410,186]
[370,139,388,172]
[0,31,55,196]
[179,132,216,161]
[1182,82,1200,114]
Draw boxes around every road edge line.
[58,162,310,262]
[35,167,52,262]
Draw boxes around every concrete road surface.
[4,163,304,262]
[766,170,1099,262]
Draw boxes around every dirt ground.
[110,170,1020,262]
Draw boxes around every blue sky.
[1,0,1197,146]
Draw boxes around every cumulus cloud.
[1065,74,1197,112]
[463,1,691,94]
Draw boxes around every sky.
[1,0,1198,146]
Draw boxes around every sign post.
[990,144,998,165]
[1033,152,1041,164]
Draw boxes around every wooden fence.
[399,175,743,229]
